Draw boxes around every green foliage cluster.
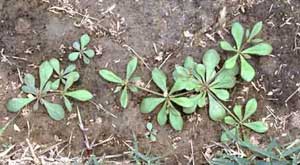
[6,34,94,120]
[68,34,95,64]
[221,98,268,142]
[6,22,275,160]
[220,21,272,81]
[99,21,272,133]
[145,122,158,142]
[212,132,300,165]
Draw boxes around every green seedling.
[221,98,268,143]
[220,21,272,81]
[140,68,195,131]
[68,34,95,64]
[126,131,162,165]
[99,57,139,108]
[6,59,93,120]
[145,122,158,142]
[173,49,238,121]
[49,58,79,90]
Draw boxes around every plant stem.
[170,91,194,98]
[134,85,164,97]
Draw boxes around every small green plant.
[125,131,162,165]
[220,98,268,142]
[212,136,300,165]
[6,59,93,120]
[49,58,79,90]
[99,50,238,130]
[172,49,238,121]
[68,34,95,64]
[145,122,158,142]
[99,57,139,108]
[220,21,272,82]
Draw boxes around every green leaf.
[83,55,90,64]
[183,105,197,114]
[211,67,238,89]
[64,64,76,74]
[172,65,189,80]
[146,122,153,130]
[42,100,65,121]
[210,89,230,101]
[140,97,165,113]
[73,41,80,51]
[220,41,236,51]
[238,140,277,159]
[233,105,243,120]
[126,57,138,80]
[128,85,138,93]
[249,21,263,40]
[80,34,90,49]
[49,58,60,73]
[242,43,272,56]
[221,127,238,143]
[39,61,53,89]
[152,68,167,92]
[183,56,196,69]
[64,75,75,90]
[24,74,35,87]
[203,49,220,81]
[197,92,207,107]
[84,49,95,58]
[170,79,195,94]
[120,87,128,108]
[224,54,238,69]
[245,28,250,39]
[243,121,268,133]
[282,145,300,157]
[231,22,244,50]
[65,90,93,101]
[7,97,35,112]
[63,96,72,112]
[68,52,80,61]
[195,64,206,81]
[51,79,60,90]
[208,94,226,121]
[171,97,194,108]
[224,116,237,125]
[243,98,257,121]
[43,81,52,93]
[21,85,36,94]
[64,72,80,83]
[157,103,168,126]
[169,108,183,131]
[183,95,199,114]
[240,56,255,82]
[99,69,123,84]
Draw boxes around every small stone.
[15,18,31,34]
[290,111,300,129]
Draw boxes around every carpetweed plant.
[172,49,238,121]
[220,98,268,142]
[145,122,158,142]
[6,58,93,120]
[99,57,139,108]
[220,21,272,82]
[99,49,238,130]
[68,34,95,64]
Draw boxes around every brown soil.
[0,0,299,164]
